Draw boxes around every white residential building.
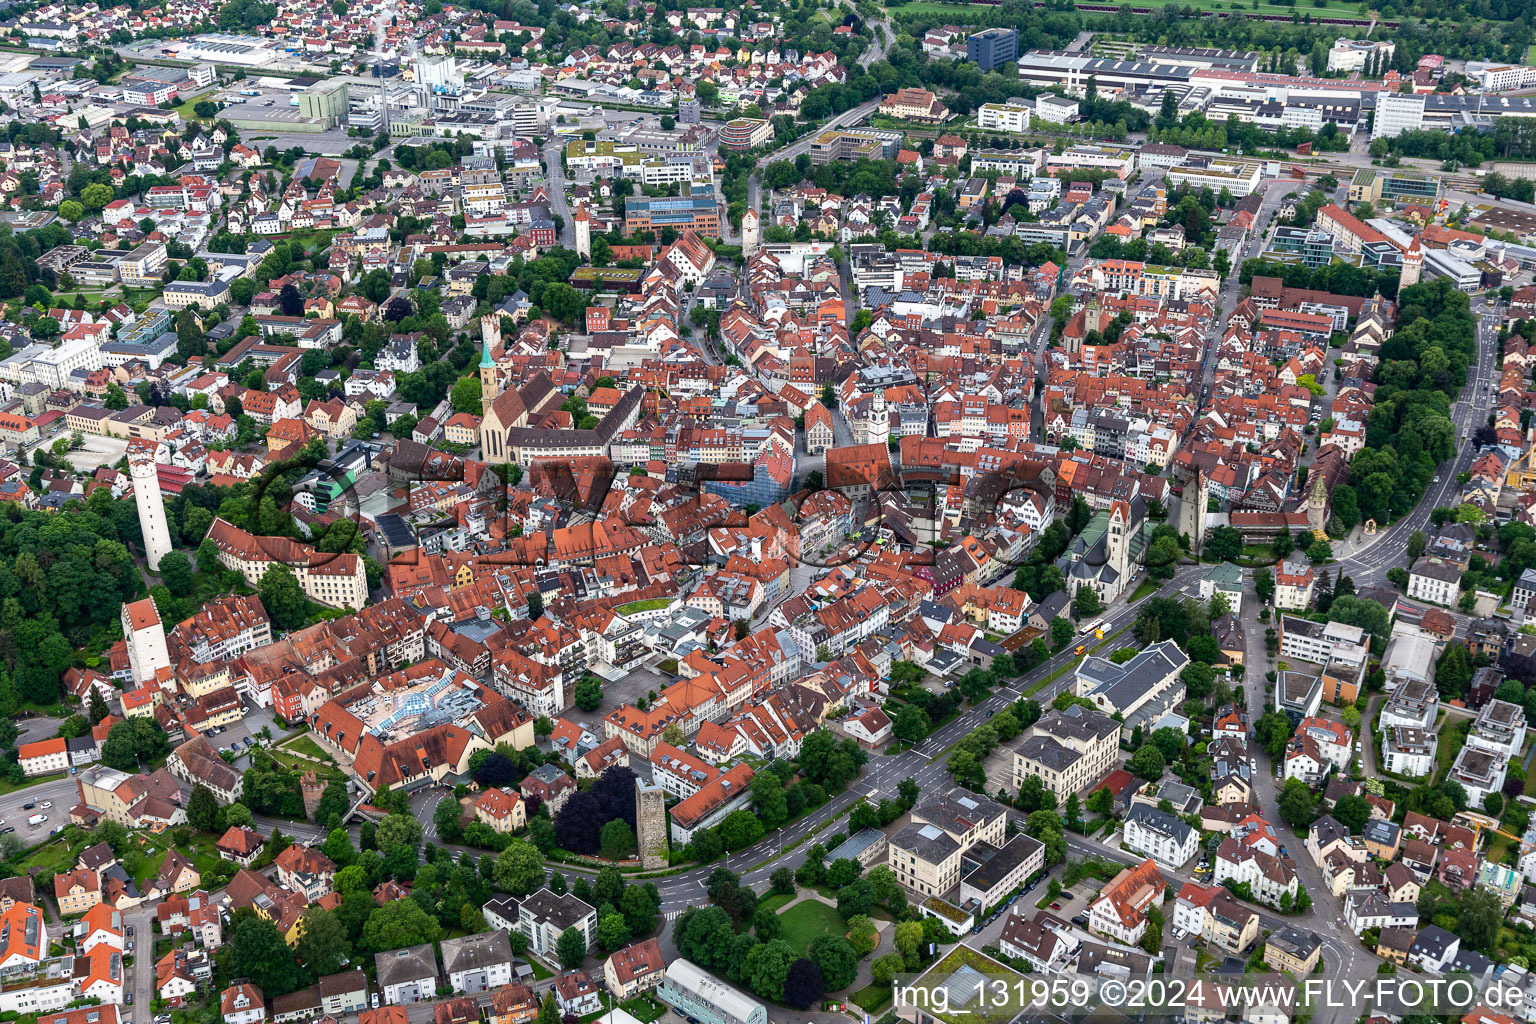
[1121,805,1199,869]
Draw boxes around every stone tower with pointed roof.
[1307,473,1330,537]
[1400,236,1423,289]
[573,203,591,260]
[741,206,759,257]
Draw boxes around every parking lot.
[60,433,130,472]
[968,871,1106,951]
[199,699,289,767]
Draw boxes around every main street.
[541,138,576,247]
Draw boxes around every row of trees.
[1346,279,1476,529]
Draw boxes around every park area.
[778,899,847,955]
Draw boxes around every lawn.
[119,829,230,890]
[850,982,893,1014]
[269,749,346,780]
[0,770,67,797]
[1528,44,1536,64]
[169,89,217,122]
[1128,579,1159,603]
[615,598,672,615]
[778,900,847,956]
[1434,719,1471,784]
[618,996,666,1023]
[280,734,333,762]
[757,892,795,914]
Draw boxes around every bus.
[1080,619,1106,639]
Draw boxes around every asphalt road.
[541,139,576,247]
[0,774,78,843]
[745,98,884,220]
[1332,296,1502,587]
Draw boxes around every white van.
[27,814,46,826]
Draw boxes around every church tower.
[1107,499,1130,579]
[741,207,760,257]
[480,315,501,404]
[1400,237,1423,289]
[572,203,591,260]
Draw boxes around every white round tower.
[128,448,173,572]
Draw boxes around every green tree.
[1278,778,1317,828]
[494,839,546,894]
[232,915,301,995]
[556,925,588,969]
[449,375,482,416]
[1127,744,1165,781]
[175,307,206,362]
[361,897,442,953]
[259,564,310,631]
[598,911,630,951]
[1204,526,1242,562]
[1457,888,1504,952]
[807,934,858,992]
[376,813,423,854]
[295,908,353,977]
[1436,642,1473,699]
[600,819,635,860]
[575,675,603,712]
[81,183,114,210]
[314,780,350,826]
[1254,567,1275,604]
[186,784,219,832]
[157,550,195,596]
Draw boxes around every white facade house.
[1406,558,1460,606]
[221,985,266,1024]
[1213,841,1299,908]
[375,946,440,1005]
[1468,699,1527,760]
[441,931,515,994]
[1121,805,1199,868]
[518,890,597,958]
[1381,728,1435,778]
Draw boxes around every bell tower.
[480,315,501,404]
